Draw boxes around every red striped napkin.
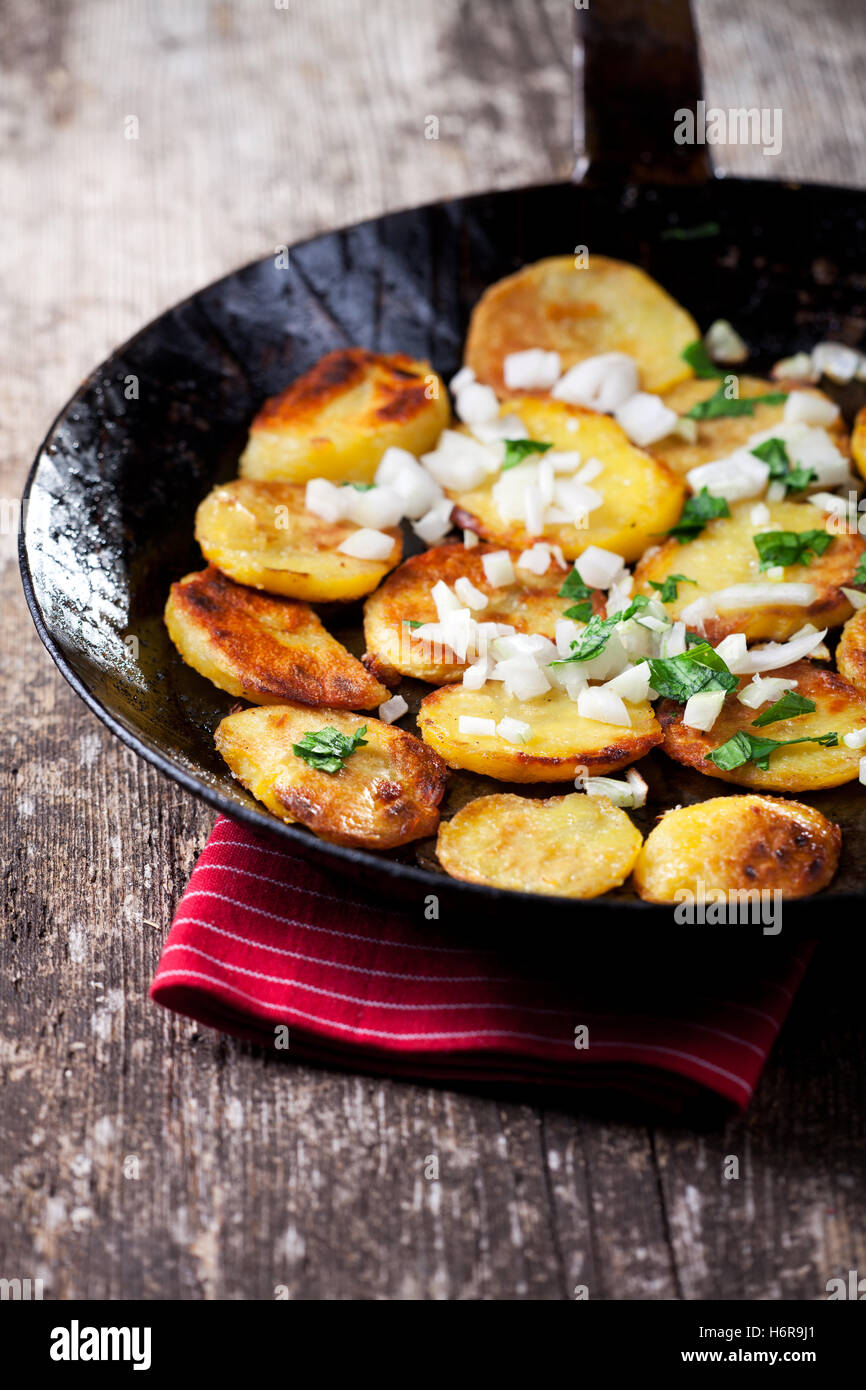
[150,814,813,1116]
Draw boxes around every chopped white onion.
[704,320,748,364]
[603,661,651,702]
[812,342,860,384]
[614,392,678,447]
[462,657,491,690]
[458,716,496,736]
[661,621,687,658]
[524,483,544,535]
[503,349,561,391]
[499,661,551,701]
[481,550,515,587]
[449,365,476,394]
[686,451,769,502]
[454,576,489,610]
[581,775,637,808]
[516,542,552,575]
[843,726,866,749]
[682,689,726,731]
[337,527,394,560]
[555,619,582,657]
[496,716,532,744]
[378,695,409,724]
[626,768,649,807]
[574,546,625,590]
[712,583,817,610]
[577,686,631,727]
[547,449,583,473]
[714,632,750,673]
[737,626,829,674]
[421,430,497,489]
[412,499,454,544]
[860,755,866,787]
[680,596,718,632]
[470,413,528,445]
[350,484,405,530]
[842,586,866,610]
[771,352,817,383]
[737,674,798,709]
[766,480,787,502]
[552,352,639,413]
[750,501,771,526]
[463,529,480,548]
[432,580,461,619]
[783,390,840,427]
[455,381,500,426]
[440,607,473,661]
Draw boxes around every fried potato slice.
[362,542,603,685]
[658,660,866,791]
[649,378,848,477]
[632,795,841,902]
[239,348,450,484]
[417,683,662,781]
[195,479,401,601]
[436,792,642,898]
[165,566,390,709]
[836,605,866,692]
[215,704,447,849]
[851,405,866,482]
[634,497,864,643]
[446,397,686,563]
[464,254,698,395]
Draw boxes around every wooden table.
[2,0,865,1300]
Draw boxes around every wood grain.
[1,0,865,1301]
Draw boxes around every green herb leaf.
[342,481,376,491]
[502,439,552,471]
[749,437,816,494]
[750,691,817,727]
[404,619,424,629]
[649,573,697,603]
[753,528,833,571]
[563,600,593,622]
[647,642,739,702]
[684,384,786,420]
[707,729,838,772]
[681,341,723,379]
[292,725,369,774]
[852,553,866,587]
[685,630,706,646]
[661,222,721,242]
[551,596,649,665]
[667,487,731,542]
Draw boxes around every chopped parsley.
[293,725,368,774]
[707,729,838,772]
[749,437,816,494]
[661,221,720,242]
[404,619,424,629]
[667,487,731,542]
[684,383,786,420]
[342,481,375,491]
[649,574,697,603]
[852,553,866,587]
[502,439,552,471]
[551,596,649,665]
[681,341,723,379]
[750,691,817,727]
[753,529,833,571]
[646,642,738,702]
[558,567,594,622]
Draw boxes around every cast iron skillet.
[19,1,866,933]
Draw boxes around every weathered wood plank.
[1,0,865,1302]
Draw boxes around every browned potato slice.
[464,254,698,395]
[649,378,848,476]
[633,795,841,902]
[634,498,864,643]
[165,566,390,709]
[436,792,643,898]
[446,397,686,563]
[195,479,402,602]
[417,683,662,782]
[362,542,604,685]
[837,605,866,692]
[239,348,450,484]
[851,405,866,483]
[215,704,447,849]
[658,661,866,791]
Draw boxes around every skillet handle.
[573,0,712,185]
